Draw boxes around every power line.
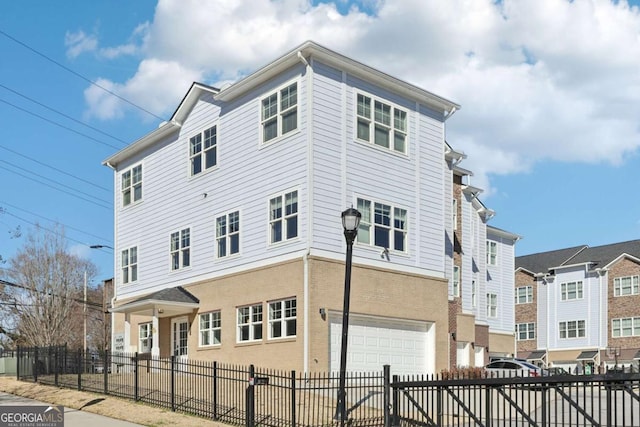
[0,145,110,192]
[0,84,128,146]
[0,278,103,310]
[0,29,167,122]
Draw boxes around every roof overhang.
[527,350,547,361]
[576,350,599,361]
[453,165,473,177]
[604,253,640,270]
[487,226,521,242]
[111,286,200,318]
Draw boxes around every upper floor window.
[170,228,191,270]
[516,323,535,341]
[190,126,217,175]
[515,286,533,304]
[559,320,585,339]
[612,317,640,337]
[269,190,298,244]
[262,82,297,143]
[356,198,408,252]
[237,304,263,342]
[561,281,583,301]
[452,266,460,297]
[486,293,498,318]
[356,93,407,154]
[122,164,142,206]
[139,323,152,353]
[614,275,640,297]
[121,246,138,284]
[486,241,497,266]
[216,210,240,258]
[269,298,297,339]
[471,280,477,307]
[199,311,221,346]
[452,199,458,231]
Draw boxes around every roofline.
[603,253,640,269]
[110,299,199,313]
[487,225,521,242]
[103,120,181,168]
[515,266,536,275]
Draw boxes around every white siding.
[486,231,515,333]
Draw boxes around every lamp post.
[337,207,361,427]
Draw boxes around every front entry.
[172,317,189,367]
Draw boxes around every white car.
[485,359,543,377]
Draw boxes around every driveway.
[0,391,144,427]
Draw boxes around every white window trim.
[355,196,409,254]
[515,286,533,304]
[237,304,263,343]
[354,90,409,155]
[486,293,498,318]
[486,241,498,266]
[121,163,143,207]
[452,265,460,297]
[268,298,297,340]
[516,323,536,341]
[199,311,221,347]
[452,199,458,231]
[139,323,152,353]
[170,227,191,271]
[560,281,584,301]
[260,80,299,145]
[268,189,299,246]
[189,124,218,177]
[559,320,586,339]
[614,275,640,297]
[121,246,138,284]
[216,209,241,259]
[612,317,640,338]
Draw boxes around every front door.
[172,317,189,369]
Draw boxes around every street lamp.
[337,207,361,427]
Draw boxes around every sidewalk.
[0,391,143,427]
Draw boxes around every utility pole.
[84,270,87,351]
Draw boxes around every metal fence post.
[103,350,109,394]
[171,355,176,412]
[392,375,399,427]
[16,346,20,381]
[247,364,255,427]
[383,365,391,427]
[212,361,218,421]
[290,370,296,427]
[134,352,139,402]
[77,349,82,391]
[485,384,492,427]
[34,347,39,383]
[54,347,59,387]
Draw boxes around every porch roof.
[576,350,599,361]
[111,286,199,318]
[527,350,547,361]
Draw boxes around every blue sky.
[1,0,640,285]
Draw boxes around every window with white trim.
[452,199,457,231]
[486,293,497,318]
[269,298,297,339]
[269,191,298,244]
[614,275,640,297]
[559,320,586,339]
[190,125,217,175]
[515,286,533,304]
[237,304,263,342]
[612,317,640,337]
[561,281,583,301]
[199,311,221,346]
[262,82,297,143]
[452,266,460,297]
[170,228,191,270]
[516,323,536,341]
[486,241,497,266]
[356,198,408,252]
[216,211,240,258]
[121,164,142,206]
[121,246,138,284]
[471,280,477,307]
[356,93,407,153]
[139,323,152,353]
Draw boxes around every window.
[516,323,536,341]
[614,275,640,297]
[121,164,142,206]
[269,298,297,339]
[486,241,497,266]
[356,198,408,252]
[559,320,586,339]
[452,199,457,231]
[237,304,263,342]
[452,266,460,297]
[170,228,191,270]
[486,293,498,318]
[612,317,640,337]
[515,286,533,304]
[190,126,217,175]
[356,93,407,153]
[269,191,298,244]
[139,323,152,353]
[199,311,221,346]
[121,246,138,284]
[471,280,477,307]
[216,211,240,257]
[262,82,297,142]
[561,281,583,300]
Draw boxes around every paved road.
[0,391,144,427]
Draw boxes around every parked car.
[485,359,543,377]
[544,366,570,376]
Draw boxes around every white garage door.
[329,315,434,376]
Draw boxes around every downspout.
[299,50,312,373]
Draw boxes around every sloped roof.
[562,240,640,269]
[128,286,199,305]
[515,245,587,275]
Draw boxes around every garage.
[329,314,435,376]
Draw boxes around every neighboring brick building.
[515,241,640,372]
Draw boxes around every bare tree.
[3,224,97,348]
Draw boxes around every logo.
[0,405,64,427]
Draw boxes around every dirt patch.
[0,376,227,427]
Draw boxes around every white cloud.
[65,30,98,58]
[82,0,640,195]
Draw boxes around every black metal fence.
[14,346,640,427]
